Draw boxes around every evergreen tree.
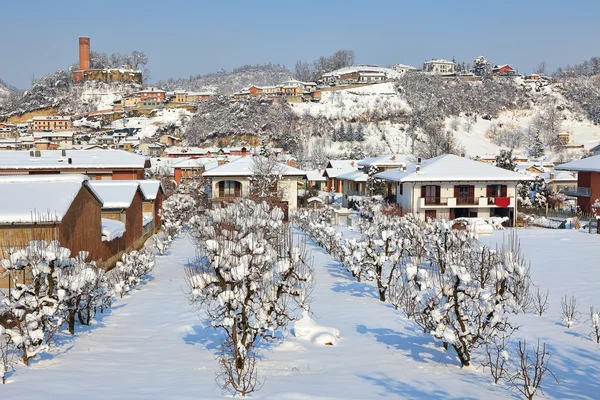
[355,125,365,141]
[259,136,270,157]
[495,149,517,171]
[531,131,545,158]
[366,165,386,196]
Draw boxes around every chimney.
[79,37,90,71]
[61,149,66,157]
[549,172,555,180]
[391,155,396,161]
[402,166,407,172]
[417,157,422,165]
[68,158,72,165]
[351,161,355,167]
[416,166,420,174]
[29,150,34,157]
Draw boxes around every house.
[32,116,73,131]
[557,132,571,145]
[492,64,517,76]
[173,157,219,184]
[423,59,456,75]
[159,135,181,147]
[555,154,600,214]
[392,64,417,74]
[305,169,327,191]
[0,175,107,287]
[539,171,578,193]
[139,87,166,102]
[0,149,149,180]
[33,131,75,147]
[323,160,359,193]
[139,143,163,157]
[320,65,400,85]
[89,181,146,249]
[202,156,306,212]
[137,180,164,233]
[338,155,410,206]
[376,154,533,225]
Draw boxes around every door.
[425,210,437,220]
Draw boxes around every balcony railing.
[562,187,591,197]
[419,197,515,209]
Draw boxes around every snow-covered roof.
[357,154,410,168]
[324,160,358,178]
[0,174,103,224]
[89,181,145,209]
[101,218,125,242]
[337,170,368,182]
[33,131,75,138]
[321,65,401,79]
[375,154,533,183]
[555,155,600,172]
[202,156,305,177]
[305,169,327,181]
[423,59,455,65]
[539,171,577,183]
[173,157,218,169]
[0,149,148,170]
[393,64,416,70]
[137,180,162,200]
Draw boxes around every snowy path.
[7,229,599,398]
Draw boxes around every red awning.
[495,197,510,208]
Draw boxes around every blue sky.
[1,0,598,89]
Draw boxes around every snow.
[137,180,162,200]
[89,181,142,209]
[101,218,125,241]
[290,82,410,120]
[0,227,599,398]
[293,311,340,346]
[111,108,192,139]
[556,153,600,172]
[376,154,533,182]
[357,154,410,168]
[202,155,306,177]
[0,149,147,170]
[0,174,100,224]
[142,213,153,227]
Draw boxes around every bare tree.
[508,339,558,400]
[533,288,550,317]
[560,295,579,329]
[589,306,600,343]
[535,61,547,75]
[481,334,512,384]
[0,327,13,384]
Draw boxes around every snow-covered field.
[2,227,600,399]
[111,108,192,138]
[290,82,410,121]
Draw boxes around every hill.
[155,63,294,94]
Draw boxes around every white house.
[338,154,411,206]
[376,154,532,225]
[392,64,416,74]
[202,156,306,212]
[423,59,456,75]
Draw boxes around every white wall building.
[423,59,456,75]
[376,154,532,225]
[203,156,305,212]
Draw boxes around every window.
[455,185,475,204]
[487,184,507,198]
[422,185,440,205]
[399,183,403,195]
[220,180,240,197]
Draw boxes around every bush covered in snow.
[0,240,155,372]
[296,203,532,368]
[160,191,197,239]
[186,199,313,396]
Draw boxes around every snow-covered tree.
[366,165,386,196]
[530,131,545,158]
[472,56,493,77]
[391,228,530,367]
[160,192,197,238]
[496,149,517,171]
[186,199,313,396]
[108,249,155,298]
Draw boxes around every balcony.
[418,197,515,209]
[562,187,591,197]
